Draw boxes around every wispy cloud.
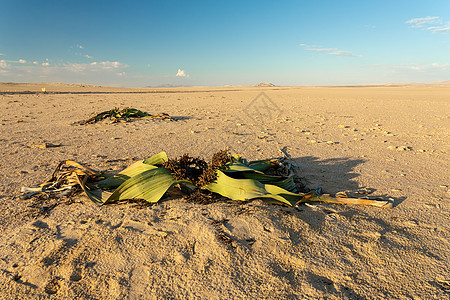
[0,56,131,85]
[0,60,9,69]
[406,16,440,27]
[84,54,93,59]
[428,24,450,33]
[406,16,450,33]
[65,61,129,72]
[402,62,449,72]
[176,69,189,77]
[300,44,360,57]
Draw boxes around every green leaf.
[104,167,187,204]
[247,159,277,172]
[203,170,293,206]
[98,152,167,188]
[143,151,168,165]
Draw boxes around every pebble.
[338,125,349,128]
[310,140,319,144]
[387,146,396,150]
[326,141,336,145]
[440,185,448,188]
[417,149,426,152]
[396,146,411,151]
[34,142,61,149]
[391,189,402,192]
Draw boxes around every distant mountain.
[253,82,276,87]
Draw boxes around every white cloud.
[406,16,440,28]
[0,60,9,68]
[399,62,449,72]
[18,59,27,64]
[406,16,450,33]
[65,61,128,72]
[77,44,84,49]
[328,50,358,57]
[300,44,360,57]
[176,69,189,77]
[0,57,131,85]
[428,24,450,33]
[98,61,126,69]
[84,54,93,59]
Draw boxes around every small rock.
[34,142,61,149]
[174,253,187,264]
[326,141,336,145]
[391,189,402,192]
[338,125,349,128]
[387,146,396,150]
[396,146,411,151]
[417,149,426,153]
[310,140,318,144]
[440,185,448,188]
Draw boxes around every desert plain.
[0,82,449,299]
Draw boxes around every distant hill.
[354,80,450,87]
[253,82,276,87]
[430,80,450,85]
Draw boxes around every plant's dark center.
[163,149,232,187]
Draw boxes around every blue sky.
[0,0,449,87]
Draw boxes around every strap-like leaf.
[143,151,168,165]
[98,152,167,188]
[104,167,186,204]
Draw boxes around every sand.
[0,82,449,299]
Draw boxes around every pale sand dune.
[0,84,448,298]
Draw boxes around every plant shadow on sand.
[291,155,406,207]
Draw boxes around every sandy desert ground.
[0,82,449,299]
